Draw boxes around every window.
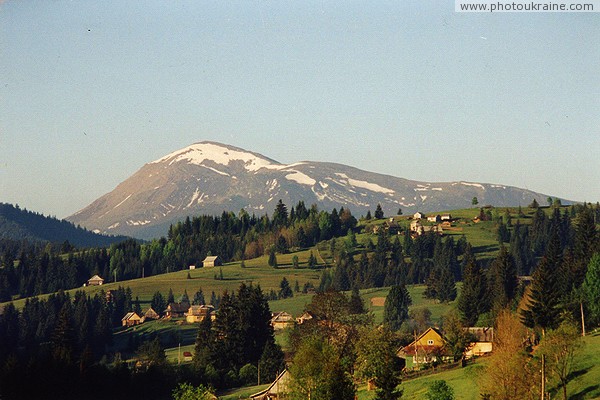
[427,340,434,345]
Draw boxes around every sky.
[1,1,599,219]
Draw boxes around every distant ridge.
[0,202,128,247]
[67,141,564,239]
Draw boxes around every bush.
[239,363,258,385]
[426,380,454,400]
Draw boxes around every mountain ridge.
[67,141,563,239]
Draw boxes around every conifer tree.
[383,284,412,331]
[582,253,600,326]
[488,246,517,312]
[522,225,564,332]
[375,204,384,219]
[457,244,487,326]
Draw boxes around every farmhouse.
[87,275,104,286]
[441,214,452,221]
[271,311,295,330]
[413,211,425,220]
[410,220,443,236]
[202,256,222,267]
[185,305,214,323]
[427,215,441,223]
[250,369,291,400]
[465,327,494,358]
[295,311,314,325]
[164,302,190,319]
[121,312,142,327]
[142,307,160,321]
[398,327,448,370]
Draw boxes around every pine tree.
[348,286,366,314]
[582,253,600,326]
[278,277,293,299]
[521,226,564,333]
[457,245,487,326]
[375,204,384,219]
[268,248,277,268]
[383,284,412,331]
[488,246,517,312]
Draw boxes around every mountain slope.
[67,141,560,239]
[0,203,128,247]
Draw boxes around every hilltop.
[67,141,561,239]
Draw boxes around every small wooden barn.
[143,307,160,321]
[202,256,222,267]
[122,312,142,327]
[87,274,104,286]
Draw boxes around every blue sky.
[1,1,599,218]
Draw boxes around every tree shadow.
[567,366,592,381]
[570,385,600,400]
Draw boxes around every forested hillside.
[0,202,127,247]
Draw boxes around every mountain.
[0,202,128,247]
[67,141,560,239]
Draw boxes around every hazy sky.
[1,1,599,218]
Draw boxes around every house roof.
[144,308,159,318]
[467,327,494,342]
[166,302,190,313]
[203,256,219,262]
[250,369,291,399]
[122,312,141,321]
[398,327,445,355]
[88,274,103,281]
[271,311,294,323]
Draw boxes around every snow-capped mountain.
[67,141,557,239]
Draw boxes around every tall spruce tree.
[383,284,412,331]
[521,227,564,332]
[582,253,600,326]
[488,246,518,312]
[457,244,487,326]
[375,204,384,219]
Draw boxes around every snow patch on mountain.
[201,165,230,176]
[460,181,485,189]
[285,171,316,186]
[151,142,276,171]
[113,194,132,210]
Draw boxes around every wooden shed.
[122,312,142,327]
[202,256,222,267]
[87,274,104,286]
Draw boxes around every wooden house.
[250,369,291,400]
[441,214,452,221]
[398,327,448,370]
[185,305,214,323]
[87,274,104,286]
[427,215,441,223]
[164,302,190,319]
[413,212,425,220]
[465,327,494,358]
[142,307,160,321]
[271,311,295,330]
[295,311,314,325]
[202,256,222,267]
[122,312,142,327]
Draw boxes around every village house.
[295,311,314,325]
[250,369,291,400]
[271,311,295,330]
[397,327,449,370]
[87,274,104,286]
[121,312,142,327]
[465,327,494,358]
[410,220,443,236]
[164,302,190,319]
[413,211,425,220]
[142,307,160,322]
[202,256,222,267]
[427,215,441,223]
[185,305,214,323]
[441,214,452,221]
